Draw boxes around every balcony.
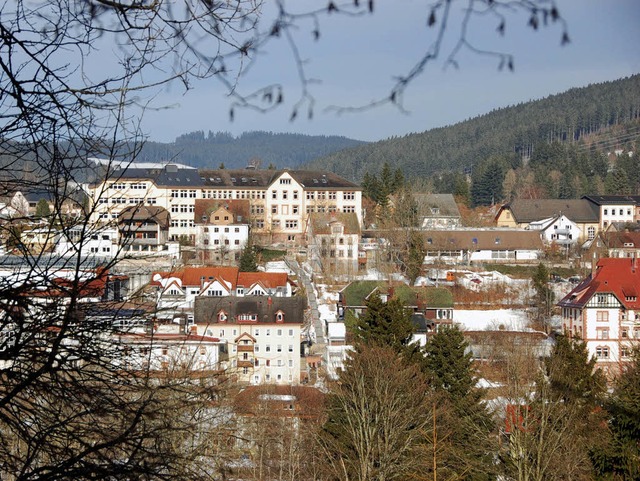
[237,360,254,368]
[237,344,254,352]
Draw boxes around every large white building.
[558,257,640,376]
[87,164,362,245]
[193,296,306,385]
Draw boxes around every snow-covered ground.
[454,309,530,331]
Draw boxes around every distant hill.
[135,131,367,169]
[303,74,640,181]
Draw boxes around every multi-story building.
[88,163,362,246]
[193,295,305,385]
[193,200,250,263]
[583,195,640,229]
[558,257,640,376]
[88,163,204,241]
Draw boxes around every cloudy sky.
[138,0,640,143]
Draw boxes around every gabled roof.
[413,193,461,218]
[558,258,640,310]
[150,266,240,289]
[309,212,360,235]
[118,205,170,228]
[502,199,599,223]
[422,229,544,250]
[601,231,640,249]
[237,272,290,289]
[194,199,250,224]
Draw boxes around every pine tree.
[238,243,258,272]
[35,198,51,219]
[354,292,417,359]
[421,326,496,480]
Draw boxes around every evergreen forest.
[305,74,640,204]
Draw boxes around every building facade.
[558,258,640,376]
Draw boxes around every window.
[293,190,298,199]
[266,329,271,336]
[288,329,294,336]
[280,178,291,185]
[329,191,337,200]
[621,346,632,358]
[595,346,609,359]
[285,220,298,229]
[343,191,355,200]
[272,191,277,199]
[288,344,293,352]
[306,192,314,200]
[271,206,278,214]
[266,345,271,352]
[596,311,609,322]
[277,344,282,352]
[277,329,282,336]
[292,205,299,214]
[289,359,293,367]
[596,328,609,339]
[282,191,288,200]
[587,226,596,240]
[604,209,608,215]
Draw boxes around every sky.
[137,0,640,144]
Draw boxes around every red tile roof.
[558,258,640,309]
[150,267,291,291]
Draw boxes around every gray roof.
[92,165,206,187]
[194,295,306,325]
[198,169,361,190]
[422,229,544,250]
[505,199,599,223]
[118,205,170,228]
[583,195,640,205]
[414,193,461,218]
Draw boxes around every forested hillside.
[136,131,366,169]
[305,75,640,184]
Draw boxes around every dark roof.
[92,165,205,187]
[309,212,360,235]
[422,229,544,250]
[583,195,640,205]
[198,169,278,188]
[413,193,461,218]
[194,295,306,324]
[411,313,435,333]
[198,169,361,190]
[505,199,599,223]
[118,205,170,228]
[286,170,360,190]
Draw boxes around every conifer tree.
[238,242,258,272]
[422,326,496,480]
[354,291,418,361]
[593,348,640,479]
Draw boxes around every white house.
[529,214,581,246]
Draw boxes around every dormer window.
[275,310,285,323]
[217,310,227,323]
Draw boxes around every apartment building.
[88,163,362,245]
[193,296,305,385]
[558,257,640,376]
